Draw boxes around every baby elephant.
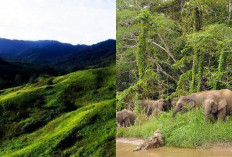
[116,110,136,127]
[204,94,228,123]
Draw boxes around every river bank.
[116,138,232,157]
[117,110,232,148]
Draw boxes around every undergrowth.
[117,109,232,148]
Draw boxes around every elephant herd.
[173,89,232,123]
[116,99,173,127]
[117,89,232,127]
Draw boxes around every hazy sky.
[0,0,116,45]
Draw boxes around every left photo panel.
[0,0,116,156]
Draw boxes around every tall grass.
[117,109,232,148]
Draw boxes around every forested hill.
[0,66,116,156]
[51,39,116,71]
[0,58,56,90]
[0,38,115,90]
[0,38,116,71]
[117,0,232,107]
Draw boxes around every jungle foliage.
[117,0,232,110]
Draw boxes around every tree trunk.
[229,0,231,22]
[197,51,204,92]
[194,7,202,31]
[190,50,198,93]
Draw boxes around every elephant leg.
[122,121,126,127]
[147,106,152,116]
[124,117,130,127]
[121,121,124,127]
[217,107,226,121]
[127,118,131,127]
[212,113,217,123]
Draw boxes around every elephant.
[116,110,136,127]
[128,99,170,115]
[204,94,228,123]
[172,89,232,119]
[171,97,178,108]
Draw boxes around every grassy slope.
[117,109,232,148]
[0,66,116,156]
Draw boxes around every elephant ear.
[211,101,218,113]
[158,101,164,110]
[122,112,128,120]
[218,99,227,111]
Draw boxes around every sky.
[0,0,116,45]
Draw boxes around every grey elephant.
[116,110,136,127]
[204,94,228,123]
[128,99,170,115]
[149,99,171,112]
[172,89,232,120]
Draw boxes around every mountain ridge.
[0,38,116,71]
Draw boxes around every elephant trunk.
[172,106,180,117]
[204,108,210,123]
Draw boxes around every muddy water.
[117,140,232,157]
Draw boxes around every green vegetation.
[117,0,232,100]
[0,66,116,156]
[117,109,232,148]
[0,58,55,90]
[1,100,115,156]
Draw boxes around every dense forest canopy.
[117,0,232,110]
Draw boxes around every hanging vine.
[190,48,198,93]
[176,70,192,96]
[197,50,204,92]
[136,26,148,80]
[214,49,226,89]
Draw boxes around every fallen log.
[133,129,164,151]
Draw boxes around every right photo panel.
[116,0,232,156]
